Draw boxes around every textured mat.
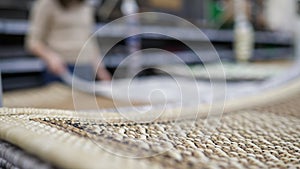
[3,83,136,110]
[0,79,300,168]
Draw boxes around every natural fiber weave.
[3,83,136,110]
[0,79,300,169]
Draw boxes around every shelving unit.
[1,19,293,67]
[0,18,294,90]
[0,58,45,91]
[0,19,293,45]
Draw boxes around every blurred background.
[0,0,298,109]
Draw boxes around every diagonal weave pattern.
[0,80,300,168]
[34,111,299,169]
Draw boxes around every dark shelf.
[0,19,293,45]
[0,58,45,74]
[103,47,293,68]
[0,57,46,91]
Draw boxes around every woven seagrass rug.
[0,79,300,169]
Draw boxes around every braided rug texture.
[0,81,300,168]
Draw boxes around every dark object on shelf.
[103,47,293,68]
[0,0,33,19]
[0,58,46,91]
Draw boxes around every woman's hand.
[96,67,112,81]
[27,42,67,76]
[45,53,67,75]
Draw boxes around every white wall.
[265,0,297,32]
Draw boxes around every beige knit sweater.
[26,0,100,64]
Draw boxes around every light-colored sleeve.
[26,0,53,48]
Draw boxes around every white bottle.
[234,0,254,62]
[121,0,138,15]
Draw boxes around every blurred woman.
[26,0,111,82]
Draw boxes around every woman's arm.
[91,50,112,81]
[26,0,66,75]
[95,63,112,81]
[28,42,66,75]
[89,6,112,81]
